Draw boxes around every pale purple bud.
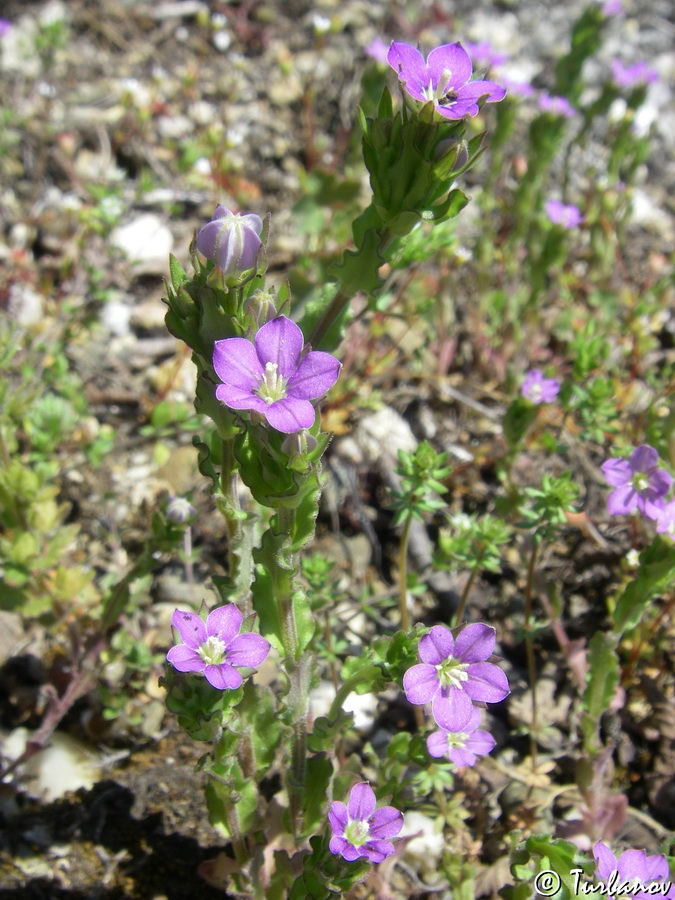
[196,205,263,277]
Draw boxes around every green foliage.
[612,538,675,635]
[580,632,619,753]
[391,440,451,524]
[436,512,514,574]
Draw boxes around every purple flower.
[364,37,389,65]
[387,41,506,120]
[167,605,270,690]
[611,59,659,89]
[196,205,263,277]
[499,77,535,98]
[593,841,675,900]
[0,18,12,37]
[426,706,496,766]
[403,623,510,732]
[328,782,403,863]
[521,369,561,403]
[213,315,341,433]
[545,200,584,229]
[601,445,672,521]
[601,0,624,16]
[538,93,576,118]
[655,499,675,540]
[462,40,509,69]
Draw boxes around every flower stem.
[220,438,254,612]
[524,539,539,770]
[453,564,479,627]
[398,512,414,633]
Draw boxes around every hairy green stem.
[220,437,254,612]
[524,539,540,770]
[398,513,414,633]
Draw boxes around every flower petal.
[264,397,316,433]
[432,685,473,731]
[403,663,439,704]
[363,840,395,863]
[328,801,348,836]
[255,316,303,378]
[601,458,632,487]
[643,852,670,882]
[630,444,658,473]
[426,730,450,758]
[206,604,243,643]
[448,746,477,767]
[387,42,429,99]
[287,351,341,400]
[606,484,638,515]
[593,841,619,879]
[226,633,271,668]
[171,609,206,648]
[419,625,454,664]
[338,842,362,862]
[329,835,349,857]
[465,729,496,757]
[215,384,269,413]
[347,782,376,821]
[436,99,480,119]
[456,79,506,102]
[464,662,510,702]
[427,42,472,92]
[213,338,263,389]
[369,806,404,839]
[648,469,673,496]
[203,663,242,690]
[167,644,204,672]
[453,623,496,663]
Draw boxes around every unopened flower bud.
[434,137,469,173]
[196,205,263,278]
[281,429,319,471]
[244,289,278,330]
[166,495,196,524]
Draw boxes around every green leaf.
[613,538,675,634]
[302,753,333,836]
[581,632,619,751]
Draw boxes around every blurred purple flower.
[655,499,675,541]
[403,623,510,732]
[601,0,624,15]
[521,369,561,403]
[196,204,263,277]
[167,605,270,690]
[0,18,12,37]
[364,37,389,65]
[166,495,196,524]
[387,41,506,119]
[499,77,535,98]
[545,199,584,229]
[213,315,341,433]
[329,782,403,863]
[426,706,496,766]
[462,40,509,69]
[538,93,576,117]
[593,841,675,899]
[611,59,658,89]
[601,444,672,520]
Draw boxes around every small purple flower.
[426,706,496,767]
[213,315,341,433]
[601,0,624,16]
[499,77,535,98]
[403,623,510,732]
[611,59,659,89]
[593,841,675,900]
[0,18,12,37]
[462,40,509,69]
[521,369,561,403]
[538,93,576,118]
[655,499,675,540]
[387,41,506,120]
[545,199,584,229]
[196,204,263,277]
[601,445,672,521]
[364,37,389,65]
[329,782,403,863]
[167,605,270,690]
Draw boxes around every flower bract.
[196,204,263,277]
[167,605,270,690]
[593,841,675,900]
[328,782,403,863]
[387,41,506,119]
[426,706,496,766]
[521,369,561,403]
[601,444,672,521]
[403,623,510,732]
[213,315,341,433]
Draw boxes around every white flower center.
[198,635,227,666]
[631,472,649,492]
[422,68,455,103]
[344,818,371,847]
[447,731,469,750]
[528,383,543,401]
[436,658,469,689]
[256,362,288,405]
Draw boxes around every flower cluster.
[521,369,561,403]
[601,444,674,535]
[403,623,509,765]
[328,783,403,863]
[387,41,506,120]
[213,315,341,434]
[167,605,270,690]
[593,842,675,900]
